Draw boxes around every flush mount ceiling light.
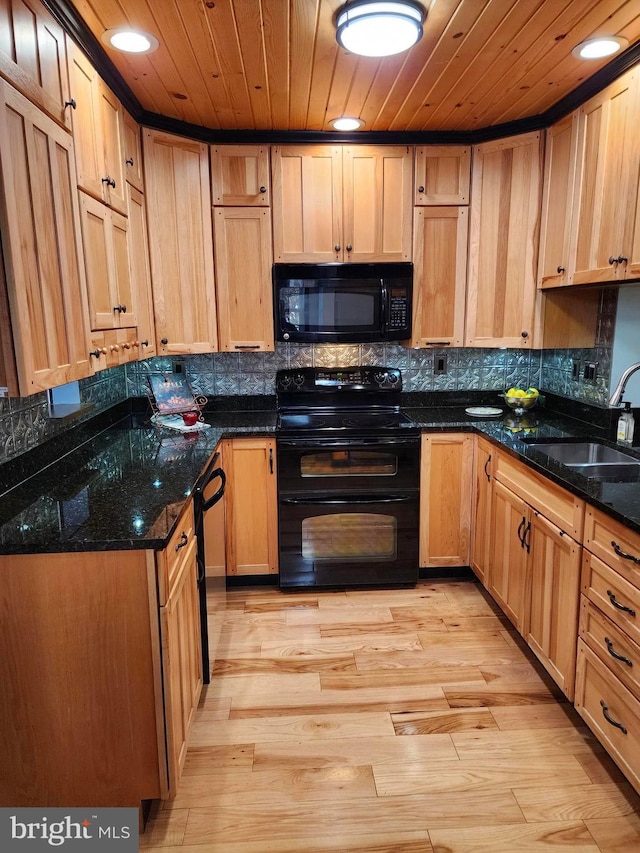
[101,27,159,54]
[572,36,628,60]
[335,1,425,58]
[331,117,365,130]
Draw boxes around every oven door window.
[300,449,397,477]
[302,513,396,561]
[280,281,381,334]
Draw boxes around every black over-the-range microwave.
[273,262,413,344]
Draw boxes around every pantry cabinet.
[466,131,542,347]
[213,207,274,352]
[419,433,473,568]
[0,79,92,396]
[143,128,218,354]
[414,145,470,205]
[0,0,73,129]
[211,144,270,205]
[272,144,412,263]
[66,39,127,215]
[410,206,468,347]
[223,437,278,576]
[571,68,640,285]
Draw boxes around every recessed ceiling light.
[572,36,628,60]
[335,1,425,58]
[101,27,159,54]
[331,117,365,131]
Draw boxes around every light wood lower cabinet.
[488,478,529,630]
[419,433,473,568]
[471,436,493,583]
[224,437,278,576]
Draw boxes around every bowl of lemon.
[501,387,539,415]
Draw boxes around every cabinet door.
[414,145,470,205]
[419,433,473,568]
[272,144,342,262]
[471,436,494,584]
[213,207,274,351]
[211,144,270,205]
[572,69,640,285]
[538,113,581,289]
[78,191,135,330]
[0,0,72,129]
[143,128,218,354]
[343,145,413,262]
[98,80,127,214]
[66,39,104,201]
[0,80,91,395]
[466,132,542,347]
[488,479,528,630]
[160,532,202,796]
[122,108,143,191]
[224,438,278,576]
[524,511,581,700]
[411,206,467,347]
[126,184,156,357]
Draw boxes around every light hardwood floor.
[142,580,640,852]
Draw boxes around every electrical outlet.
[174,361,183,374]
[572,360,580,381]
[434,354,447,375]
[583,362,598,382]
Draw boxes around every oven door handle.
[277,437,418,447]
[281,495,415,505]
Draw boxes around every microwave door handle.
[381,282,388,329]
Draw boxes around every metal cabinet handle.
[521,330,529,338]
[334,244,341,252]
[417,185,425,193]
[125,157,134,166]
[101,175,116,188]
[484,454,491,482]
[89,349,102,359]
[517,516,526,548]
[609,255,619,265]
[161,338,168,345]
[606,589,636,617]
[113,304,127,313]
[618,255,628,264]
[269,447,273,474]
[259,186,267,193]
[557,265,565,274]
[175,532,188,551]
[345,244,353,252]
[600,700,627,734]
[611,540,640,565]
[64,98,76,110]
[523,520,531,553]
[604,637,633,667]
[234,344,260,350]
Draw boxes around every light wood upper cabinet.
[466,131,542,348]
[0,0,73,129]
[211,144,270,205]
[66,39,127,215]
[410,206,468,347]
[272,144,412,262]
[419,433,473,568]
[78,190,136,331]
[224,437,278,576]
[414,145,470,205]
[538,112,581,289]
[126,184,156,358]
[0,80,92,396]
[143,128,218,354]
[214,207,274,352]
[122,108,143,191]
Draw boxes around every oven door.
[277,436,419,494]
[278,493,419,589]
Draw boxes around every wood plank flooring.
[141,580,640,852]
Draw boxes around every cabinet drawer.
[584,507,640,587]
[582,551,640,648]
[493,450,584,540]
[575,640,640,795]
[579,596,640,698]
[156,502,195,605]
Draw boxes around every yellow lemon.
[525,387,538,398]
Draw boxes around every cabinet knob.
[259,186,267,193]
[417,185,425,193]
[161,338,168,346]
[521,331,529,338]
[113,304,127,313]
[556,266,565,274]
[64,98,76,110]
[89,349,102,359]
[125,157,134,166]
[102,176,116,189]
[334,244,341,252]
[141,340,149,347]
[345,244,353,252]
[122,342,131,349]
[618,255,628,264]
[609,255,619,265]
[110,344,120,352]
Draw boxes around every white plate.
[465,406,503,417]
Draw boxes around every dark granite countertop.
[1,391,639,555]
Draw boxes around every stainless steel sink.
[524,441,640,482]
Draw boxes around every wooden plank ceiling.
[70,0,640,133]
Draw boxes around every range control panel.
[276,367,402,393]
